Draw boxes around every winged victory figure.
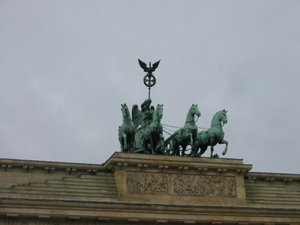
[132,98,155,129]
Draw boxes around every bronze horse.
[190,109,228,158]
[118,104,136,152]
[139,104,164,154]
[168,104,201,156]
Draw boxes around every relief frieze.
[126,172,236,197]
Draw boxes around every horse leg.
[181,144,187,156]
[198,146,207,157]
[220,139,229,155]
[120,133,128,152]
[128,133,135,153]
[143,139,150,154]
[210,145,214,158]
[171,139,179,156]
[165,140,172,155]
[174,144,180,156]
[149,134,155,154]
[155,133,164,154]
[125,133,129,152]
[190,140,200,157]
[189,133,194,147]
[119,136,124,152]
[209,136,218,158]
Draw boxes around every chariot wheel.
[143,74,156,87]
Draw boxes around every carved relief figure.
[127,173,171,194]
[127,172,236,197]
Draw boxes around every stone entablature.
[1,153,300,224]
[1,197,300,225]
[245,172,300,208]
[103,152,252,174]
[106,153,251,205]
[0,158,103,172]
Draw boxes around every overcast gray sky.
[1,1,300,174]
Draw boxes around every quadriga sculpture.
[139,104,164,154]
[118,104,136,152]
[167,104,201,156]
[190,109,228,158]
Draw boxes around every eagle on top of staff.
[138,59,161,98]
[138,59,161,74]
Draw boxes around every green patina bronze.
[132,98,154,129]
[136,104,164,154]
[190,109,229,158]
[165,104,201,156]
[118,59,229,158]
[118,104,136,153]
[131,98,155,153]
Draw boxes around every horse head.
[190,104,201,118]
[121,104,130,121]
[155,104,164,120]
[212,109,228,127]
[220,109,228,125]
[184,104,201,126]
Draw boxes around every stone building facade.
[0,152,299,224]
